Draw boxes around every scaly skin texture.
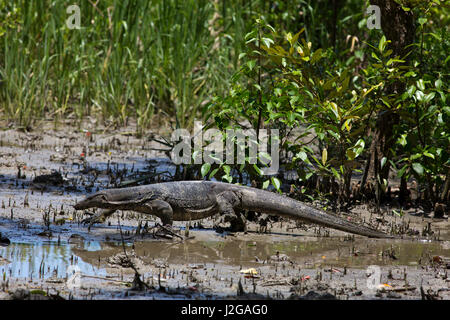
[73,181,393,238]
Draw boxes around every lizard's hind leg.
[216,192,246,232]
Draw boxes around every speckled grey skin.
[74,181,393,238]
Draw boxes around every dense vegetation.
[0,1,448,212]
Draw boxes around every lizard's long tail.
[238,187,394,238]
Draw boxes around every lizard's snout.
[73,201,86,210]
[73,193,108,210]
[73,196,94,210]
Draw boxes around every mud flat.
[0,120,449,300]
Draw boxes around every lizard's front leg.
[137,199,186,239]
[138,199,174,226]
[216,191,246,232]
[81,209,116,230]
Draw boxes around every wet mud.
[0,121,449,300]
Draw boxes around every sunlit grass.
[0,0,320,130]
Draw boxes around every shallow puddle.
[0,241,110,280]
[2,234,449,282]
[129,236,450,268]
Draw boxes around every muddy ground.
[0,119,449,300]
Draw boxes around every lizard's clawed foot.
[80,209,115,231]
[214,214,247,233]
[153,223,185,240]
[81,213,106,230]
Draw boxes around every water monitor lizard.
[73,180,393,238]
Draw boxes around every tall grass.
[0,0,230,129]
[0,0,340,130]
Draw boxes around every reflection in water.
[0,241,107,279]
[129,238,450,267]
[1,237,449,281]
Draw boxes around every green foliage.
[0,0,382,130]
[0,0,447,204]
[208,19,387,200]
[360,0,449,202]
[208,0,448,204]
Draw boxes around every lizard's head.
[73,191,109,210]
